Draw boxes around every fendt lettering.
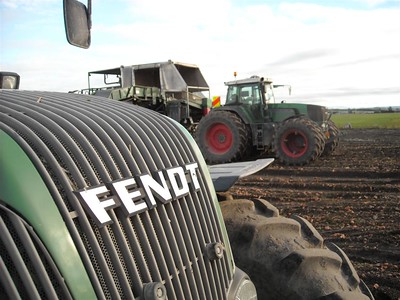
[74,163,201,227]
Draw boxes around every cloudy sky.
[1,0,399,108]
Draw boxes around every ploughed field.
[230,128,400,300]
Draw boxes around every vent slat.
[0,205,71,299]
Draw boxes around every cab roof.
[225,76,273,86]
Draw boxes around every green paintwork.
[267,103,307,122]
[0,129,97,299]
[215,104,265,125]
[267,102,308,112]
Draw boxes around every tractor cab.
[223,76,275,123]
[225,76,274,106]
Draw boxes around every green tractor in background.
[195,76,339,165]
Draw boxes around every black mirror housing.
[0,72,20,89]
[63,0,91,49]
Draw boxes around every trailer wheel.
[273,117,325,165]
[195,111,250,164]
[219,198,374,300]
[322,120,340,156]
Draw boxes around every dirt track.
[230,128,400,300]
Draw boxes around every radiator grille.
[0,205,71,300]
[0,90,232,299]
[307,104,326,123]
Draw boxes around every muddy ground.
[230,128,400,300]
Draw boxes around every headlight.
[228,267,257,300]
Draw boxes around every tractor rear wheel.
[219,198,374,300]
[273,117,325,165]
[195,111,250,164]
[323,120,340,155]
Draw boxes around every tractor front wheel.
[195,111,250,164]
[220,198,374,300]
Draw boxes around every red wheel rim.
[206,123,233,154]
[280,129,308,158]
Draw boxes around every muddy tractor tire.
[323,120,340,156]
[195,111,250,164]
[220,198,374,300]
[273,117,325,166]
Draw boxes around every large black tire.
[273,117,325,166]
[195,111,250,164]
[220,198,374,300]
[322,120,340,156]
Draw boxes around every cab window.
[264,84,275,103]
[226,86,239,104]
[240,84,261,105]
[226,83,262,105]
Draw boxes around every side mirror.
[0,72,20,89]
[63,0,91,49]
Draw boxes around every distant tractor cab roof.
[224,76,273,86]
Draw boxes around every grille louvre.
[307,105,325,123]
[0,205,71,300]
[0,90,232,299]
